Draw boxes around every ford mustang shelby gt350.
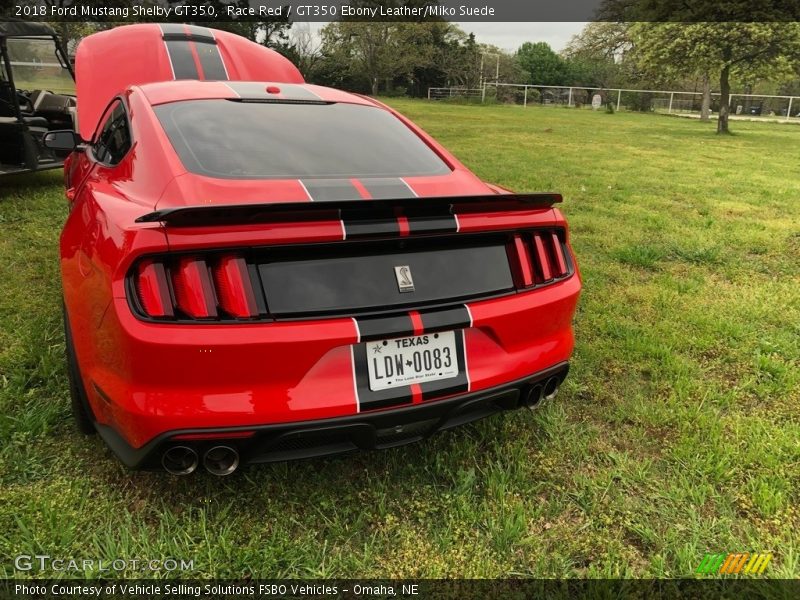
[50,24,581,475]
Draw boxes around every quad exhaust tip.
[523,384,544,409]
[203,445,239,476]
[162,445,199,476]
[543,377,560,401]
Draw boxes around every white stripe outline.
[222,82,241,98]
[351,318,361,343]
[340,220,347,240]
[206,28,231,80]
[350,345,361,413]
[453,213,461,233]
[297,180,314,202]
[162,42,176,80]
[399,178,418,197]
[461,329,471,392]
[298,84,324,100]
[464,304,474,327]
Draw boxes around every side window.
[93,100,131,165]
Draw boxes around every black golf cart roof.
[0,21,57,39]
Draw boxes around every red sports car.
[49,24,581,475]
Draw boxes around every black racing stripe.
[185,25,214,38]
[302,179,362,202]
[273,84,322,100]
[420,331,468,400]
[164,40,198,80]
[196,41,228,80]
[225,82,321,101]
[356,314,414,342]
[342,216,400,239]
[418,306,471,333]
[407,215,458,235]
[354,343,413,411]
[159,23,185,35]
[160,24,216,44]
[360,178,416,199]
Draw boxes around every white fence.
[429,83,800,120]
[427,87,483,100]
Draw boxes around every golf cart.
[1,21,76,177]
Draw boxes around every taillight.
[212,255,258,318]
[513,229,571,289]
[171,257,218,319]
[133,253,261,321]
[135,260,173,318]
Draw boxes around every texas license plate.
[366,331,460,391]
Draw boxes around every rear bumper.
[82,273,579,449]
[96,362,569,469]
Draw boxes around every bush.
[606,102,615,114]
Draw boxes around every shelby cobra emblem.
[394,266,415,293]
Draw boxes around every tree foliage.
[516,42,570,85]
[630,22,800,132]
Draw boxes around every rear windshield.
[153,100,450,179]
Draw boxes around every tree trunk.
[371,78,379,96]
[700,73,711,122]
[717,65,731,134]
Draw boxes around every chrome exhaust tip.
[543,377,560,401]
[523,384,544,409]
[203,445,239,476]
[162,446,199,476]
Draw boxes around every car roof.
[136,80,377,108]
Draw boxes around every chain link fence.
[429,83,800,120]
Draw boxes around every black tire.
[63,304,96,435]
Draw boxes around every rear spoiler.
[135,193,562,227]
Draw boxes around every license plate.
[366,331,460,391]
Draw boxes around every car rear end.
[85,90,581,474]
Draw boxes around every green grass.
[1,102,798,579]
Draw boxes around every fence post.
[524,86,528,108]
[568,87,573,107]
[788,97,794,119]
[617,89,622,112]
[481,84,486,104]
[668,92,674,113]
[427,88,431,100]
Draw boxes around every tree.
[630,23,800,133]
[320,21,434,95]
[516,42,570,85]
[562,22,635,88]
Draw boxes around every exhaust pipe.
[523,384,544,409]
[162,446,199,476]
[203,445,239,476]
[543,377,560,401]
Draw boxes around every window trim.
[89,96,133,167]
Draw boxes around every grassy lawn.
[0,101,798,579]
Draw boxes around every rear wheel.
[63,304,96,435]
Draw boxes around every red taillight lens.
[132,253,261,321]
[550,232,568,276]
[531,232,553,282]
[213,255,258,318]
[171,257,218,319]
[515,229,570,288]
[135,260,174,318]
